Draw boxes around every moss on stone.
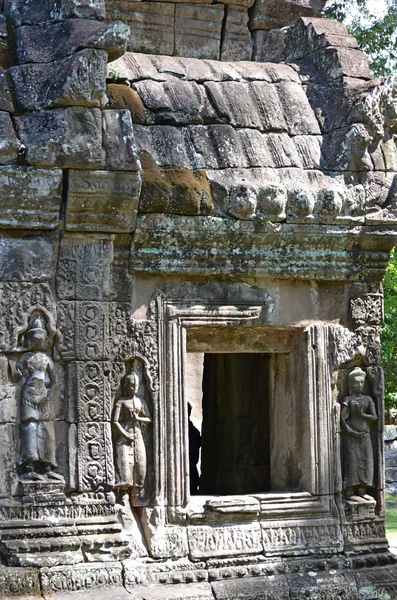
[106,83,146,123]
[139,152,212,216]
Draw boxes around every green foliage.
[382,249,397,411]
[325,0,397,76]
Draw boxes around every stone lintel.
[131,215,397,281]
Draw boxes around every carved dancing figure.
[18,314,62,481]
[113,369,151,498]
[341,367,377,502]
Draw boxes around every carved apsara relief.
[15,312,63,483]
[340,367,377,502]
[112,358,153,507]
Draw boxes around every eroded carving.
[113,361,152,504]
[341,367,377,502]
[16,313,63,483]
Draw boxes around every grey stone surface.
[0,111,19,163]
[109,2,175,56]
[10,49,108,111]
[66,169,142,231]
[0,167,63,228]
[15,107,103,168]
[175,3,224,60]
[15,19,129,64]
[0,68,14,112]
[102,109,140,170]
[249,0,326,30]
[212,575,289,600]
[220,6,253,62]
[8,0,106,26]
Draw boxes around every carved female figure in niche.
[112,369,151,499]
[18,314,62,480]
[341,367,377,502]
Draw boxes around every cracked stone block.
[102,109,140,170]
[175,3,224,60]
[15,20,129,64]
[0,68,13,112]
[66,169,142,232]
[132,77,216,125]
[276,81,321,135]
[10,49,108,111]
[0,111,19,163]
[0,166,63,229]
[107,2,175,56]
[15,107,103,168]
[220,6,253,62]
[311,46,373,80]
[249,0,326,30]
[204,80,287,131]
[8,0,106,26]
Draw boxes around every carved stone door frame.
[155,286,336,515]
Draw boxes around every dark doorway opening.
[191,353,271,496]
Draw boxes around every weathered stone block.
[56,235,113,302]
[249,0,325,30]
[40,562,123,596]
[133,78,216,125]
[311,46,373,81]
[15,20,129,64]
[354,565,397,599]
[287,571,357,600]
[276,81,321,135]
[66,169,141,232]
[107,2,175,56]
[139,158,212,216]
[0,68,14,112]
[212,574,290,600]
[0,111,19,163]
[102,109,140,170]
[0,424,17,499]
[10,50,108,111]
[8,0,106,26]
[126,583,213,600]
[175,3,224,60]
[15,107,103,168]
[0,566,41,598]
[204,81,287,131]
[135,125,191,169]
[77,421,114,490]
[293,135,322,169]
[261,520,343,555]
[0,167,62,229]
[107,84,147,123]
[252,17,358,63]
[57,300,111,360]
[188,523,262,559]
[0,238,57,284]
[220,6,253,62]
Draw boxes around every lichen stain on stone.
[139,152,212,215]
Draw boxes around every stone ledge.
[130,215,397,281]
[3,560,397,599]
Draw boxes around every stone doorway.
[188,353,271,496]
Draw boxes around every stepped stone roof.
[105,21,397,280]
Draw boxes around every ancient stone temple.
[1,0,397,598]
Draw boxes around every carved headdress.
[348,367,366,382]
